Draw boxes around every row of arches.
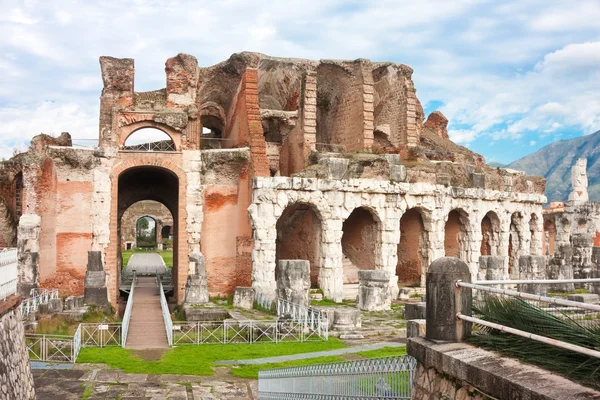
[274,202,543,289]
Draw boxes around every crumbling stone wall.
[0,296,36,399]
[120,200,173,247]
[249,177,545,301]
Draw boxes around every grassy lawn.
[77,338,346,376]
[32,305,120,336]
[231,345,408,379]
[122,249,173,270]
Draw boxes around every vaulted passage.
[480,211,500,256]
[276,203,322,287]
[397,208,427,286]
[445,209,468,259]
[117,166,179,293]
[342,207,380,284]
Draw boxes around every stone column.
[84,251,109,308]
[357,270,392,311]
[319,219,344,302]
[467,213,483,279]
[17,214,41,297]
[381,204,401,300]
[276,260,311,307]
[517,255,546,295]
[425,257,472,342]
[184,252,209,304]
[568,158,589,204]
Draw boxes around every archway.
[341,207,380,284]
[123,127,176,152]
[445,209,469,260]
[135,216,157,248]
[543,217,557,256]
[508,212,523,278]
[480,211,500,256]
[117,166,179,294]
[275,203,322,288]
[397,208,427,286]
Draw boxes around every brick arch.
[341,206,383,283]
[107,156,188,306]
[119,121,182,151]
[444,208,470,260]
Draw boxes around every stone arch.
[397,207,429,286]
[444,208,470,260]
[108,156,188,305]
[480,211,501,256]
[543,216,557,256]
[119,122,181,151]
[341,206,382,284]
[508,212,524,278]
[199,102,227,149]
[275,202,323,288]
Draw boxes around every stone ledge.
[0,295,22,317]
[407,337,600,400]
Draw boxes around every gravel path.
[215,342,405,365]
[123,253,167,276]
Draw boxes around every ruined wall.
[0,296,36,399]
[249,177,545,301]
[120,200,173,245]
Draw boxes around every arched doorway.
[117,166,179,297]
[445,209,469,260]
[122,127,176,152]
[135,216,157,249]
[275,203,322,288]
[397,208,427,286]
[341,207,381,284]
[480,211,500,256]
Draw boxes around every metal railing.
[20,289,59,318]
[276,298,328,340]
[122,140,176,152]
[121,273,136,347]
[457,278,600,359]
[0,248,17,301]
[157,276,173,346]
[25,333,78,363]
[255,292,274,311]
[258,355,417,399]
[80,323,122,348]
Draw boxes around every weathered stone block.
[357,270,391,311]
[233,287,255,309]
[183,307,230,322]
[390,165,407,182]
[332,308,362,332]
[184,252,209,305]
[64,296,84,310]
[426,257,471,342]
[87,251,103,272]
[567,293,600,304]
[518,255,546,295]
[404,302,426,320]
[478,256,506,281]
[318,157,349,179]
[407,319,426,338]
[471,172,485,188]
[276,260,311,307]
[38,298,63,314]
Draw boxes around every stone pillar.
[276,260,311,307]
[517,255,546,295]
[425,257,472,342]
[184,252,209,304]
[17,214,41,297]
[84,251,109,308]
[571,234,594,283]
[478,256,506,281]
[319,219,344,303]
[233,287,255,309]
[590,247,600,295]
[547,244,575,292]
[0,296,36,399]
[357,270,392,311]
[568,158,589,204]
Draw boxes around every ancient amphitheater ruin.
[2,51,577,310]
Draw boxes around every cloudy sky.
[1,0,599,164]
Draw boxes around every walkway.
[215,342,404,365]
[126,276,169,349]
[123,253,168,276]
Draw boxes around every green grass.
[310,298,351,307]
[121,249,173,270]
[77,338,345,376]
[353,346,407,358]
[548,288,590,298]
[231,356,345,379]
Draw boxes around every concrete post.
[425,257,472,342]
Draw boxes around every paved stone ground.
[124,253,168,276]
[33,366,258,400]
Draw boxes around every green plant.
[470,296,600,388]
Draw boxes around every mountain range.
[507,130,600,202]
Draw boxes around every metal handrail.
[276,298,328,340]
[473,278,600,285]
[0,248,17,266]
[157,276,173,346]
[121,273,136,347]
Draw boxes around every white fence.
[20,289,59,319]
[121,274,136,347]
[258,355,417,399]
[0,248,17,300]
[276,298,328,340]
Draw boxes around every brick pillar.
[302,71,317,159]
